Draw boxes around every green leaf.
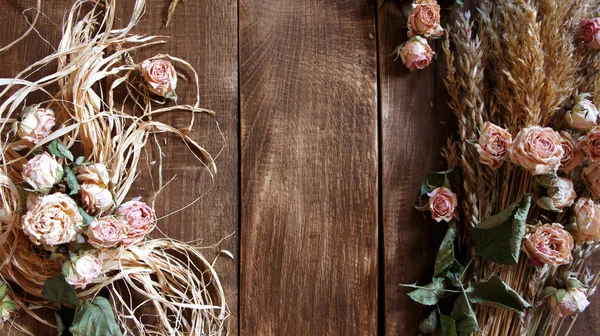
[433,315,458,336]
[471,194,531,265]
[466,276,531,313]
[420,169,455,196]
[408,278,444,306]
[65,166,79,195]
[48,140,61,158]
[434,224,457,278]
[0,283,7,300]
[419,310,438,334]
[1,301,16,312]
[42,275,80,307]
[456,0,464,5]
[70,296,122,336]
[55,312,66,336]
[450,293,479,333]
[48,140,74,161]
[445,260,466,288]
[78,207,96,225]
[75,156,85,166]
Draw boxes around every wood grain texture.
[239,0,379,334]
[0,0,238,335]
[377,1,453,335]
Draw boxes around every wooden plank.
[239,0,378,334]
[377,1,453,335]
[0,0,239,335]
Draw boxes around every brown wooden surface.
[1,1,600,336]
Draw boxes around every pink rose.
[475,122,512,169]
[80,183,113,214]
[22,152,64,193]
[115,200,154,244]
[427,187,457,223]
[579,18,600,49]
[583,161,600,198]
[509,126,564,175]
[582,126,600,161]
[87,216,128,249]
[400,36,435,71]
[572,198,600,242]
[560,132,585,173]
[548,287,590,317]
[141,59,177,99]
[407,0,444,39]
[21,193,83,245]
[522,223,574,267]
[16,106,55,144]
[64,254,102,289]
[536,177,576,211]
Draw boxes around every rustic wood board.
[239,0,379,334]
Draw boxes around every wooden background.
[0,0,599,335]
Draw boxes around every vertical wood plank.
[239,1,379,334]
[377,1,452,335]
[0,1,239,335]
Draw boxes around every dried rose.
[427,187,457,223]
[536,177,576,212]
[548,287,590,317]
[583,161,600,198]
[582,126,600,161]
[572,198,600,242]
[80,183,113,214]
[141,59,177,99]
[407,0,443,39]
[566,94,599,130]
[64,254,102,289]
[16,106,55,144]
[76,163,110,186]
[22,152,63,194]
[560,132,585,173]
[115,200,154,244]
[509,126,564,175]
[475,122,512,169]
[87,216,128,249]
[522,223,573,267]
[579,18,600,49]
[399,36,435,71]
[21,193,83,245]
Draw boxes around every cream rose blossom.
[536,177,576,211]
[427,187,457,223]
[16,106,55,144]
[548,287,590,317]
[522,223,574,267]
[566,94,599,130]
[579,18,600,49]
[560,132,585,173]
[76,163,110,186]
[87,216,128,248]
[21,193,83,245]
[407,0,443,39]
[141,59,177,99]
[77,163,113,213]
[64,254,102,289]
[509,126,564,175]
[399,36,435,71]
[475,122,512,169]
[572,198,600,242]
[583,161,600,198]
[116,200,154,244]
[22,152,63,193]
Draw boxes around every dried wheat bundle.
[406,1,600,335]
[0,0,228,335]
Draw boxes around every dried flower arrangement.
[405,1,600,335]
[0,0,228,335]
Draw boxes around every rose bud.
[536,177,577,212]
[115,200,154,244]
[560,132,585,173]
[509,126,564,175]
[522,223,574,267]
[80,183,113,214]
[399,36,435,71]
[21,193,83,245]
[475,122,512,169]
[87,216,128,249]
[572,198,600,242]
[22,152,63,194]
[15,106,55,144]
[407,0,444,39]
[141,59,177,99]
[579,18,600,49]
[427,187,457,223]
[582,126,600,161]
[566,94,599,130]
[0,291,17,323]
[547,287,590,318]
[583,161,600,198]
[63,254,102,289]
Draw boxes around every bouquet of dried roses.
[406,1,600,335]
[0,0,228,335]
